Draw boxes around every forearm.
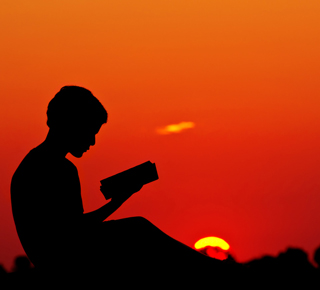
[83,183,143,225]
[82,199,123,225]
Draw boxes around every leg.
[96,217,224,278]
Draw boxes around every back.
[11,145,84,268]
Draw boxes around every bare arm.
[82,183,143,225]
[82,199,122,225]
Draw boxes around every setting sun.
[195,237,230,251]
[195,237,230,260]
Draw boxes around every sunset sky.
[1,1,320,271]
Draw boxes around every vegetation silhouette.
[2,245,320,288]
[10,86,232,287]
[244,247,319,288]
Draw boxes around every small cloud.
[156,121,195,135]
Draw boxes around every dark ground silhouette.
[1,245,320,288]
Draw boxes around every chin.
[70,151,84,158]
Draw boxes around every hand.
[100,183,143,203]
[114,182,143,204]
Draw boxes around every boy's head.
[47,86,108,157]
[47,86,108,129]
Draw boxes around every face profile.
[67,122,103,158]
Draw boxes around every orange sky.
[1,1,320,271]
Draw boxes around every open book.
[100,161,159,199]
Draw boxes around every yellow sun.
[194,237,230,251]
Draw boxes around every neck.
[41,129,69,158]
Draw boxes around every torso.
[11,145,84,267]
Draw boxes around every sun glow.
[156,121,195,135]
[194,237,230,251]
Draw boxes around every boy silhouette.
[11,86,227,284]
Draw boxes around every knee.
[132,216,151,225]
[131,216,155,230]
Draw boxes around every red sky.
[1,1,320,271]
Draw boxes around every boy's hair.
[47,86,108,129]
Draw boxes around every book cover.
[100,161,158,199]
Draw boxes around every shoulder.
[11,147,79,185]
[11,149,44,201]
[11,149,40,180]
